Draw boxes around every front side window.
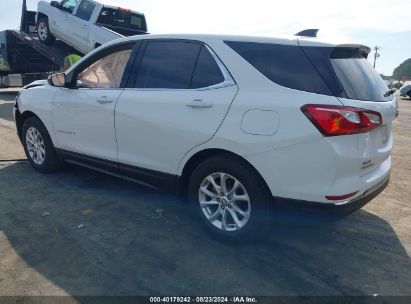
[75,0,96,21]
[78,49,132,88]
[61,0,79,13]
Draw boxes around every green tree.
[393,58,411,81]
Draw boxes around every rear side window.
[135,41,202,89]
[225,41,332,95]
[75,0,96,21]
[191,46,225,89]
[97,8,147,31]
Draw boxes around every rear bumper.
[274,176,390,224]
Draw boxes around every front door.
[68,0,96,53]
[49,0,78,36]
[51,46,133,162]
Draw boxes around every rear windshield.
[97,8,147,32]
[304,46,391,102]
[225,41,390,102]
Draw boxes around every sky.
[1,0,410,76]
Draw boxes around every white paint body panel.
[51,88,122,162]
[37,0,124,54]
[115,86,238,173]
[17,33,395,205]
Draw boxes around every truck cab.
[36,0,147,54]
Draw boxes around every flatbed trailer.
[0,0,80,87]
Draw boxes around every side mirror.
[50,1,62,8]
[384,88,397,97]
[48,73,66,87]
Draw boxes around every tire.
[37,18,55,45]
[187,155,272,242]
[22,116,62,173]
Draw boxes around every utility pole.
[373,46,381,69]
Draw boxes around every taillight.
[118,7,131,13]
[301,105,382,136]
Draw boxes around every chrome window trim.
[74,41,236,91]
[203,44,236,89]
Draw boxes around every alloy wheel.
[38,22,48,40]
[198,172,251,232]
[26,127,46,165]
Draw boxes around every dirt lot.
[0,88,410,297]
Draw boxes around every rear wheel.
[22,117,62,173]
[37,18,55,45]
[188,156,272,241]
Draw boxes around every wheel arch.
[15,110,42,140]
[36,13,48,24]
[179,148,272,197]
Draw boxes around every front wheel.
[37,18,55,45]
[22,117,62,173]
[188,156,272,241]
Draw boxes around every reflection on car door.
[52,46,133,162]
[49,0,78,36]
[115,40,238,178]
[68,0,96,53]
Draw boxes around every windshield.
[97,8,147,32]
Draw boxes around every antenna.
[295,29,319,38]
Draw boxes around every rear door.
[115,39,238,177]
[299,41,398,174]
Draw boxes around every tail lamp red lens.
[301,105,382,136]
[326,192,358,201]
[118,7,131,13]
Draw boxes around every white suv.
[14,34,397,239]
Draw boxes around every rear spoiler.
[331,44,371,59]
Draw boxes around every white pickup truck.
[36,0,147,54]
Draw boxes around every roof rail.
[295,29,319,38]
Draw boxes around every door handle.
[82,25,88,29]
[96,96,113,104]
[64,16,69,20]
[186,99,213,109]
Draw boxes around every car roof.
[114,33,338,47]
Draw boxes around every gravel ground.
[0,89,410,298]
